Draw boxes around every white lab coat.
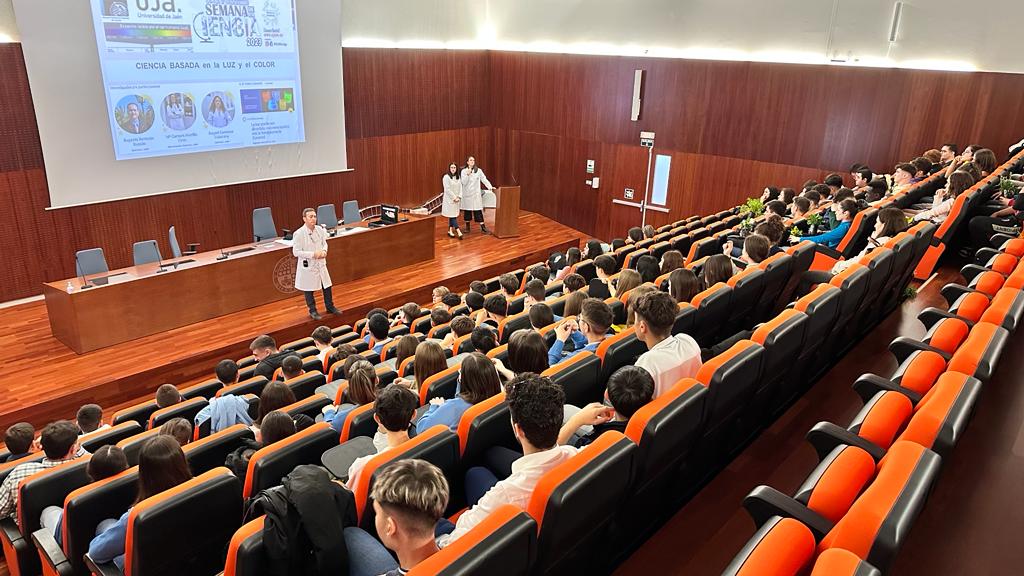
[293,225,332,292]
[441,174,462,218]
[460,167,492,211]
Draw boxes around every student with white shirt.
[436,373,578,546]
[76,404,109,435]
[632,291,702,398]
[310,326,335,367]
[345,384,419,489]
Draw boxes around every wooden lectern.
[493,186,520,238]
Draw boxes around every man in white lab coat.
[294,208,341,320]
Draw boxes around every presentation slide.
[89,0,306,160]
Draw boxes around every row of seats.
[722,236,1019,574]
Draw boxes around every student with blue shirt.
[547,298,613,366]
[88,436,192,571]
[794,198,857,250]
[417,353,502,433]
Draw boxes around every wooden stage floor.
[0,212,584,429]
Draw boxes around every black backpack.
[243,464,358,576]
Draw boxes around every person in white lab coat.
[460,155,494,234]
[441,163,464,239]
[294,208,341,320]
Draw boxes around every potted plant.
[805,213,823,235]
[1000,176,1018,198]
[739,197,765,218]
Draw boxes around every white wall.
[2,0,1022,73]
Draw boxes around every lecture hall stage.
[0,212,583,429]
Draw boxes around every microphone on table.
[74,253,94,290]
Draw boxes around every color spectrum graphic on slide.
[90,0,306,160]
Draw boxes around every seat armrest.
[889,337,951,364]
[853,374,923,405]
[84,553,123,576]
[973,249,1001,267]
[0,517,22,547]
[805,421,886,462]
[813,243,843,260]
[741,486,833,540]
[32,528,70,575]
[917,307,971,331]
[992,234,1017,249]
[940,283,975,305]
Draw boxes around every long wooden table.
[43,215,436,353]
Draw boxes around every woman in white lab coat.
[460,155,494,234]
[441,163,463,239]
[294,208,340,320]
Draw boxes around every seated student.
[395,341,448,392]
[559,365,655,447]
[431,307,452,331]
[635,255,660,284]
[311,326,335,367]
[441,292,462,310]
[795,198,857,249]
[155,384,182,409]
[346,384,419,488]
[464,290,486,324]
[910,170,974,224]
[2,423,34,462]
[801,179,818,194]
[659,250,684,275]
[582,238,605,259]
[632,291,703,398]
[437,373,577,546]
[722,232,770,264]
[547,298,613,366]
[529,303,557,330]
[910,157,932,182]
[252,382,296,437]
[1,421,87,522]
[562,290,587,318]
[214,359,239,388]
[194,387,253,435]
[626,227,644,245]
[702,254,734,287]
[864,179,888,204]
[77,404,108,435]
[760,186,779,202]
[765,200,788,219]
[498,273,519,298]
[615,269,643,298]
[345,459,450,576]
[280,354,305,380]
[361,307,389,344]
[480,294,508,329]
[852,167,874,193]
[326,343,358,377]
[591,254,618,297]
[392,302,423,330]
[495,330,550,380]
[777,187,797,206]
[523,279,548,311]
[556,247,582,280]
[797,206,910,295]
[813,183,834,203]
[431,286,450,306]
[824,173,844,196]
[418,353,502,433]
[969,192,1024,250]
[642,224,656,239]
[611,238,627,251]
[441,315,475,349]
[668,268,702,304]
[562,273,586,294]
[824,188,855,229]
[158,418,193,446]
[249,335,290,381]
[259,410,297,446]
[387,334,420,371]
[322,360,379,433]
[791,196,811,220]
[469,325,499,354]
[89,436,192,571]
[468,280,488,295]
[41,445,128,549]
[890,163,917,195]
[624,284,659,328]
[528,264,550,285]
[367,313,393,355]
[803,189,822,210]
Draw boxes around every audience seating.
[183,424,256,475]
[421,366,460,405]
[216,376,270,399]
[408,506,537,576]
[541,351,602,406]
[456,393,517,468]
[79,422,143,454]
[749,308,809,421]
[338,403,377,443]
[595,331,647,387]
[242,423,337,499]
[148,397,207,430]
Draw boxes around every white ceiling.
[1,0,1021,73]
